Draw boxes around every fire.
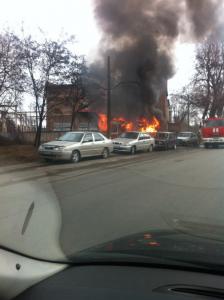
[125,121,134,131]
[138,116,160,133]
[98,114,134,132]
[113,117,134,132]
[97,113,160,134]
[98,113,107,132]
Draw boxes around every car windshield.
[156,133,168,139]
[178,133,191,137]
[58,132,84,142]
[1,0,224,275]
[206,120,224,127]
[119,132,139,139]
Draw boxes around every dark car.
[177,132,199,146]
[155,131,177,150]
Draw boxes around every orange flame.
[98,113,107,132]
[113,117,134,131]
[98,114,160,133]
[124,121,134,131]
[138,116,160,133]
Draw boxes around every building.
[46,81,170,132]
[156,80,170,130]
[46,83,98,131]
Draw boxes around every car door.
[144,133,154,149]
[80,133,95,157]
[93,132,106,155]
[137,133,145,150]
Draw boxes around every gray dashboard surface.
[15,265,224,300]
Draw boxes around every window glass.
[120,132,139,139]
[58,132,84,142]
[144,134,151,139]
[83,133,93,142]
[206,120,224,127]
[178,132,191,137]
[156,132,168,139]
[139,133,145,140]
[94,133,105,142]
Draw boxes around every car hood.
[177,137,190,141]
[77,218,224,267]
[155,139,167,142]
[113,138,135,144]
[42,140,80,147]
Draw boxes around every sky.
[0,0,195,95]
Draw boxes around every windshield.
[206,120,224,127]
[178,133,191,137]
[58,132,84,142]
[119,132,139,139]
[155,132,168,139]
[1,0,224,274]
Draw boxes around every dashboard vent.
[154,285,224,299]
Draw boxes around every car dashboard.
[14,263,224,300]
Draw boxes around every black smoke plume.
[89,0,222,119]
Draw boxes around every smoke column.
[90,0,222,119]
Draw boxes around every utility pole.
[107,56,111,138]
[187,96,190,131]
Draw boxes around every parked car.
[38,131,113,163]
[113,131,155,154]
[177,132,199,146]
[155,132,177,150]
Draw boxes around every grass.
[0,144,39,165]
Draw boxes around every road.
[1,147,224,261]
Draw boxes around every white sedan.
[112,131,155,154]
[39,131,113,163]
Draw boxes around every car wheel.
[194,141,198,147]
[148,145,153,152]
[71,150,81,163]
[102,148,109,159]
[44,158,51,163]
[130,146,136,155]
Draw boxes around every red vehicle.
[201,118,224,148]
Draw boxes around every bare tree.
[0,31,24,110]
[170,85,202,127]
[22,35,72,147]
[65,56,88,130]
[193,38,224,120]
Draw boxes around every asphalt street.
[50,147,224,257]
[1,147,224,261]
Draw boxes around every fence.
[19,131,64,144]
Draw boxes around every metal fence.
[18,131,64,144]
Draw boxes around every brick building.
[156,80,170,130]
[46,81,170,132]
[46,83,98,131]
